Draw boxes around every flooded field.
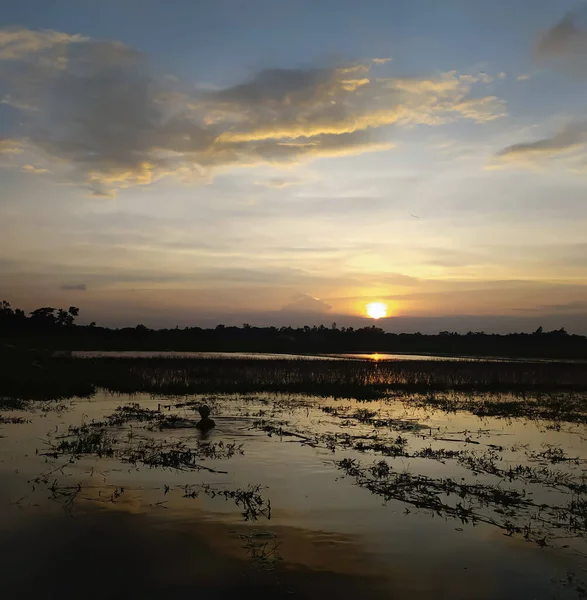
[1,382,587,598]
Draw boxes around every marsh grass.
[50,429,116,458]
[91,357,587,394]
[4,356,587,427]
[4,356,587,402]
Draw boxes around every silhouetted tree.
[2,300,587,359]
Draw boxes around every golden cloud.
[372,57,392,65]
[21,164,49,174]
[0,27,86,61]
[0,137,23,154]
[0,28,505,197]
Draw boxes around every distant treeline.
[1,300,586,359]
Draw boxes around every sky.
[1,0,587,332]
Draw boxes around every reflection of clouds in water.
[0,389,585,599]
[0,501,392,599]
[0,496,577,600]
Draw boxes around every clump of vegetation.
[458,450,587,494]
[321,404,428,431]
[46,428,116,458]
[0,415,29,425]
[122,438,242,472]
[410,391,587,424]
[569,497,587,531]
[183,483,271,521]
[528,445,582,464]
[252,420,314,443]
[105,403,162,425]
[354,436,409,457]
[239,531,281,570]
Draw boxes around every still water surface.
[73,350,495,361]
[1,390,586,598]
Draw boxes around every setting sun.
[366,302,388,319]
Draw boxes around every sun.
[366,302,388,319]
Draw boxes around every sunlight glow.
[366,302,388,319]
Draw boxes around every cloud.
[213,68,504,145]
[60,283,87,291]
[489,11,587,172]
[372,57,393,65]
[516,74,531,81]
[495,10,587,169]
[281,294,332,313]
[2,95,39,111]
[536,10,587,57]
[21,164,49,174]
[0,27,87,61]
[255,177,301,188]
[0,28,505,196]
[516,300,587,314]
[0,137,23,154]
[496,122,587,162]
[380,273,421,286]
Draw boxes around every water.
[73,350,344,360]
[1,390,586,598]
[71,350,587,363]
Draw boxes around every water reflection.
[0,489,579,600]
[0,391,585,598]
[73,350,587,363]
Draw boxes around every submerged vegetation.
[336,456,587,547]
[250,400,587,552]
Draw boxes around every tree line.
[1,300,586,359]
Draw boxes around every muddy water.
[1,391,586,599]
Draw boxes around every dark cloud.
[497,122,587,160]
[60,283,87,291]
[537,9,587,57]
[212,67,328,105]
[515,300,587,313]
